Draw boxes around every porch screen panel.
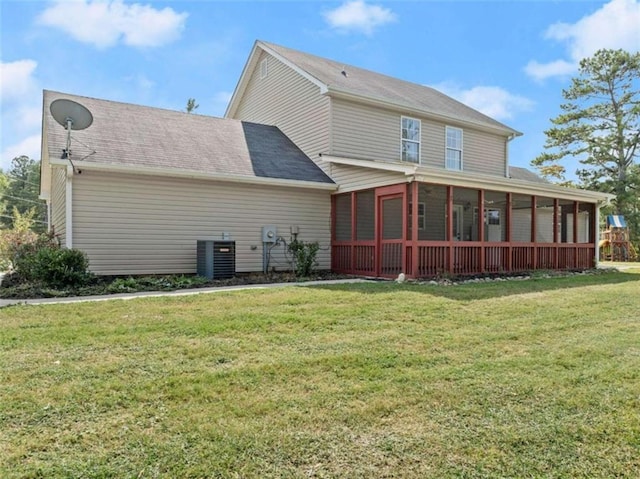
[334,194,352,241]
[559,199,575,243]
[421,184,447,240]
[356,190,375,241]
[383,198,403,239]
[453,187,479,242]
[512,194,532,242]
[536,196,556,243]
[484,191,507,241]
[577,203,594,243]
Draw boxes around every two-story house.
[39,40,612,278]
[226,41,613,277]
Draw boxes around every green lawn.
[1,270,639,478]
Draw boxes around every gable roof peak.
[252,40,521,136]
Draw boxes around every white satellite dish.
[49,99,93,168]
[50,98,93,130]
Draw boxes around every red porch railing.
[333,242,595,278]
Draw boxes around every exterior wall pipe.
[65,164,73,248]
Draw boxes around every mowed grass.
[1,271,639,478]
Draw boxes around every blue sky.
[1,0,639,175]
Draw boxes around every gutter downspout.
[65,164,73,248]
[594,196,613,266]
[505,133,516,178]
[595,203,600,265]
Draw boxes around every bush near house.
[288,239,320,277]
[0,210,93,290]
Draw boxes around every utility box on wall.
[262,225,277,243]
[196,240,236,279]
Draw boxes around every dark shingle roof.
[508,166,548,183]
[259,41,520,136]
[43,90,334,184]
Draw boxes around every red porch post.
[330,194,336,271]
[531,195,537,269]
[553,198,559,269]
[447,186,454,275]
[478,189,485,273]
[506,192,513,272]
[350,192,356,273]
[574,201,579,267]
[411,181,419,278]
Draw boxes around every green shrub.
[288,239,320,277]
[0,208,57,272]
[107,277,140,293]
[30,247,92,288]
[11,238,59,281]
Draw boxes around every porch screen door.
[379,195,404,277]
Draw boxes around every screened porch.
[331,182,596,278]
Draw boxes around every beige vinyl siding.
[50,166,67,246]
[331,98,507,177]
[462,128,505,176]
[330,163,406,193]
[72,171,331,275]
[233,51,330,165]
[331,98,398,161]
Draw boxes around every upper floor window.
[260,58,268,79]
[401,117,420,163]
[446,126,463,170]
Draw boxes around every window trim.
[260,58,268,79]
[401,116,421,164]
[445,126,463,170]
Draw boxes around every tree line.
[532,49,639,249]
[0,155,46,233]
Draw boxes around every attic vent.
[260,58,268,79]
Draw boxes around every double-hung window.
[401,117,420,163]
[446,126,463,170]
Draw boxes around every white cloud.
[432,83,534,121]
[2,134,42,167]
[0,59,38,101]
[525,0,640,81]
[37,0,188,49]
[323,0,396,35]
[14,106,43,134]
[0,60,42,170]
[523,59,576,82]
[546,0,640,60]
[124,73,155,91]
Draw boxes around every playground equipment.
[599,215,637,261]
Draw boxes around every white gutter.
[321,154,615,203]
[320,154,418,175]
[505,133,517,178]
[49,159,338,191]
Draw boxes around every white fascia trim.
[225,42,261,118]
[257,42,329,94]
[225,41,328,118]
[413,168,614,203]
[49,159,338,191]
[326,87,522,138]
[320,155,614,203]
[320,154,418,175]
